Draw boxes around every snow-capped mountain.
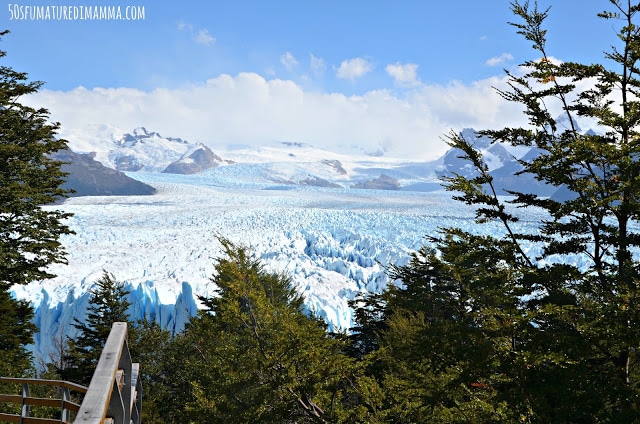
[64,124,558,194]
[65,124,446,190]
[440,128,519,177]
[67,126,226,174]
[439,127,563,196]
[64,119,599,195]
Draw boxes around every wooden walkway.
[0,323,141,424]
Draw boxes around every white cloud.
[310,54,325,76]
[178,21,215,46]
[336,57,374,80]
[25,72,527,161]
[280,52,299,71]
[194,29,215,46]
[386,62,420,87]
[486,53,514,66]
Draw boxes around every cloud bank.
[26,72,528,160]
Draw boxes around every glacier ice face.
[14,172,552,361]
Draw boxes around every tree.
[62,271,133,385]
[126,319,173,424]
[350,1,640,421]
[158,239,362,423]
[0,31,73,288]
[0,30,72,377]
[350,241,526,422]
[0,288,36,377]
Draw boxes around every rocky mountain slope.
[51,148,156,197]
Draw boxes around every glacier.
[12,170,557,362]
[13,122,623,364]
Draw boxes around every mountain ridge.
[61,123,594,196]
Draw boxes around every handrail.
[73,322,141,424]
[0,323,141,424]
[0,377,87,423]
[0,377,88,393]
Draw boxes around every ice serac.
[128,281,199,333]
[28,280,199,361]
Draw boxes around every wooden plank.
[24,396,79,409]
[0,395,80,411]
[115,370,124,391]
[0,378,87,394]
[74,322,128,424]
[0,373,86,423]
[0,412,20,422]
[0,323,137,424]
[62,399,82,413]
[24,396,62,408]
[21,417,71,424]
[0,393,21,404]
[130,363,140,416]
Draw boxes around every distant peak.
[554,114,581,133]
[167,136,189,144]
[460,128,477,136]
[132,127,149,136]
[459,128,491,149]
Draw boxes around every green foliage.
[156,239,363,423]
[352,240,527,422]
[127,319,173,424]
[348,1,640,421]
[0,30,71,378]
[0,288,35,377]
[62,271,133,385]
[0,31,73,288]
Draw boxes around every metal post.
[62,386,72,423]
[116,339,133,424]
[130,363,142,424]
[20,382,30,421]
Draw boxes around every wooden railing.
[0,322,141,424]
[0,377,87,423]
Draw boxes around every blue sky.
[3,1,622,158]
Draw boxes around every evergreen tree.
[352,241,525,422]
[127,319,173,424]
[351,1,640,421]
[0,289,36,377]
[63,271,132,385]
[159,239,361,423]
[0,29,72,377]
[0,30,73,288]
